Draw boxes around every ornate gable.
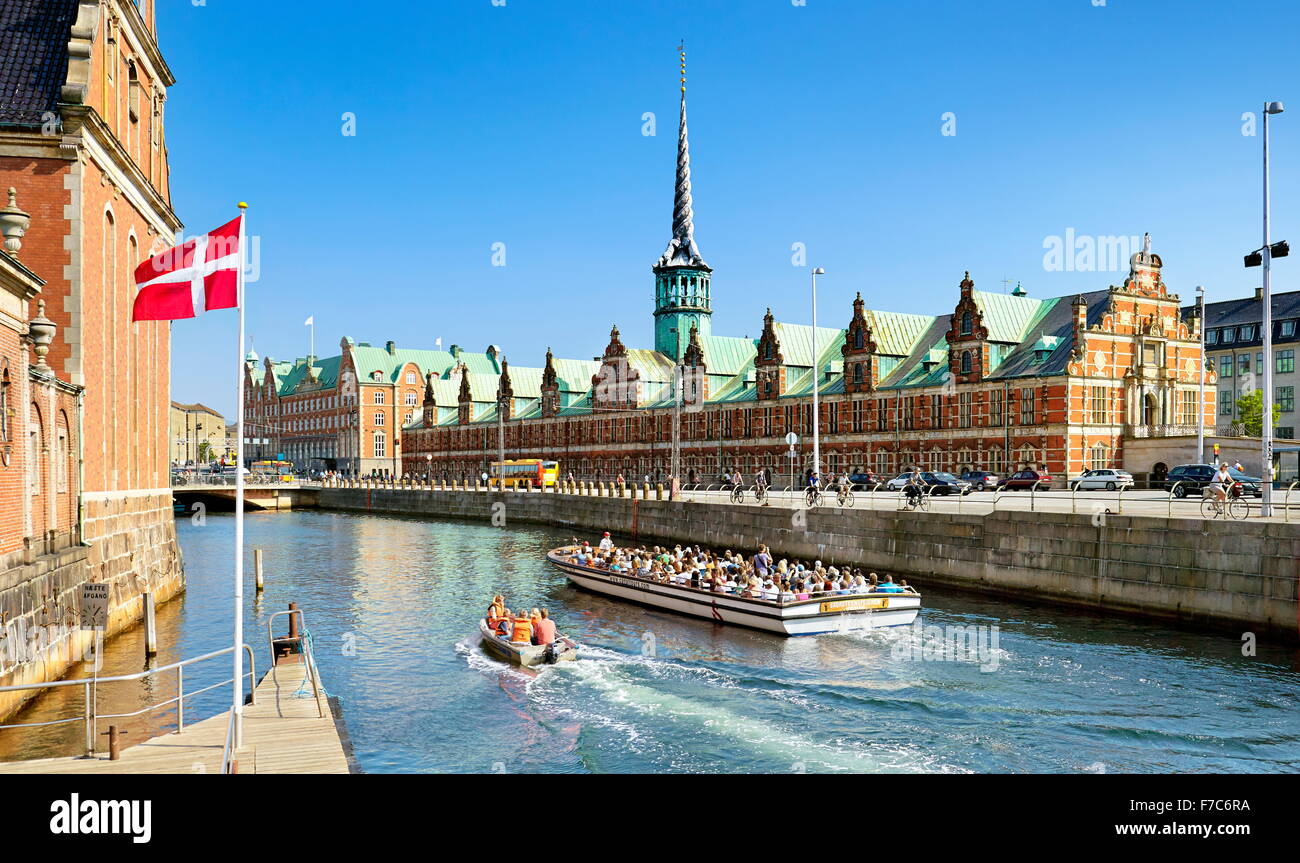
[841,292,878,394]
[540,347,560,418]
[457,365,473,425]
[754,308,785,401]
[496,359,514,421]
[945,272,990,383]
[592,325,641,410]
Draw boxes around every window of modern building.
[1239,325,1256,341]
[1278,427,1296,439]
[1279,386,1295,413]
[1278,349,1295,374]
[1281,320,1296,339]
[1219,390,1234,415]
[1221,328,1235,344]
[1205,329,1218,346]
[1219,356,1233,378]
[1239,353,1251,374]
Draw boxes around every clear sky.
[161,0,1299,417]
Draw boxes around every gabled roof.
[1193,289,1300,331]
[971,289,1052,343]
[0,0,78,127]
[862,310,935,356]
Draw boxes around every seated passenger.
[876,575,904,594]
[532,609,557,645]
[496,610,514,637]
[486,595,505,623]
[510,612,534,644]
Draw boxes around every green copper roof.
[696,334,757,375]
[971,290,1052,343]
[862,310,935,356]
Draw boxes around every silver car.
[1069,468,1133,491]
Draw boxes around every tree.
[1235,390,1281,437]
[197,441,213,462]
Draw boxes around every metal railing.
[0,643,255,759]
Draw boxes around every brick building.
[397,72,1214,484]
[0,0,182,598]
[0,199,81,557]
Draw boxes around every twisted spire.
[658,44,707,269]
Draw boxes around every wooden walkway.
[0,660,352,774]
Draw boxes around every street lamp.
[810,267,826,486]
[1195,285,1206,465]
[1261,101,1284,515]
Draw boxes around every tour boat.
[547,547,921,636]
[478,620,577,666]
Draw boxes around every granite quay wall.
[0,493,185,722]
[311,483,1299,640]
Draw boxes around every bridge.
[171,476,317,512]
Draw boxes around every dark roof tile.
[0,0,78,127]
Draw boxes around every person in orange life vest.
[486,595,505,626]
[495,610,514,638]
[510,613,534,644]
[532,609,557,645]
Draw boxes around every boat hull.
[548,550,920,636]
[479,621,577,666]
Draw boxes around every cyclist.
[805,471,821,505]
[904,466,924,508]
[754,469,768,492]
[1208,461,1233,503]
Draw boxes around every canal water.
[3,509,1298,772]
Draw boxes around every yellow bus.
[250,460,295,482]
[490,459,560,489]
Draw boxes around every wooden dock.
[0,660,353,774]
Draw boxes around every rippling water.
[3,509,1298,773]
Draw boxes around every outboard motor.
[544,642,559,664]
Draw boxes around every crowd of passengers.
[566,533,918,603]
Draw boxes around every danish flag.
[131,214,243,321]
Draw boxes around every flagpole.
[233,202,248,749]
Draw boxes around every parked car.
[1069,468,1134,491]
[847,471,881,489]
[996,470,1053,491]
[1164,464,1262,498]
[885,471,972,495]
[958,470,1000,491]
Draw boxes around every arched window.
[853,329,864,350]
[29,402,43,497]
[853,363,863,384]
[0,362,9,443]
[961,311,973,335]
[960,350,972,374]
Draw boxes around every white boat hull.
[548,550,920,637]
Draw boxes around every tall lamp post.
[1261,102,1284,516]
[1195,285,1206,464]
[810,267,826,485]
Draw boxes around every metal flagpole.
[233,202,249,747]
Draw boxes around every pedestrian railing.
[0,643,255,759]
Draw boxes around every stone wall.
[314,486,1300,640]
[0,495,184,722]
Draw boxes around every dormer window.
[853,363,863,384]
[853,329,865,350]
[1221,328,1235,344]
[960,311,973,336]
[960,350,972,374]
[764,343,774,361]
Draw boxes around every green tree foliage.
[1236,390,1281,437]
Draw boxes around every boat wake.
[524,642,966,774]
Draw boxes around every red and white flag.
[131,214,243,321]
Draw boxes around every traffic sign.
[785,432,799,446]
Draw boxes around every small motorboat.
[478,619,577,667]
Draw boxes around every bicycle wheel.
[918,494,930,511]
[1228,497,1249,520]
[755,487,767,504]
[1200,498,1219,519]
[730,489,743,504]
[842,491,855,508]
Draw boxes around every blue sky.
[161,0,1300,416]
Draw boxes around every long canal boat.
[547,546,921,636]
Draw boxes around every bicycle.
[805,486,823,508]
[903,485,929,511]
[1200,483,1248,520]
[836,486,855,508]
[729,485,744,504]
[754,484,768,505]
